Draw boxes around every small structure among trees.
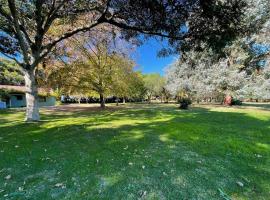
[0,85,56,108]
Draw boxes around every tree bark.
[148,95,151,104]
[123,97,126,104]
[100,93,105,109]
[24,70,40,121]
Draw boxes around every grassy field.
[0,104,269,200]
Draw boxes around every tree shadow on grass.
[241,103,270,111]
[0,106,269,199]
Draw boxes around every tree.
[113,71,146,103]
[0,58,24,85]
[39,31,144,107]
[165,52,247,103]
[111,58,142,104]
[55,35,140,108]
[143,74,164,103]
[126,72,147,102]
[35,60,75,99]
[0,0,248,121]
[238,65,270,100]
[164,0,270,103]
[70,38,121,108]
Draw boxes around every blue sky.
[135,38,178,76]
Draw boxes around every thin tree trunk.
[100,93,105,109]
[24,70,40,121]
[123,97,126,104]
[148,95,151,104]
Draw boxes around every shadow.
[0,105,269,199]
[242,102,270,110]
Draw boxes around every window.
[15,95,23,101]
[39,97,47,102]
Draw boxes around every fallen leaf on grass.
[218,188,231,200]
[240,176,250,183]
[4,175,11,180]
[236,181,244,187]
[139,190,147,198]
[55,183,66,188]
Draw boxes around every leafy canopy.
[0,0,249,69]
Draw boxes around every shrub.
[178,98,192,109]
[232,99,242,106]
[0,89,9,101]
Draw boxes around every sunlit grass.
[0,103,269,199]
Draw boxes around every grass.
[0,103,270,200]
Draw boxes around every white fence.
[0,101,6,109]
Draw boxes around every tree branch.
[44,20,103,54]
[19,22,34,46]
[43,0,66,34]
[104,18,186,40]
[7,0,31,66]
[1,5,33,47]
[0,51,23,66]
[0,5,12,22]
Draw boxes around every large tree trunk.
[24,70,40,121]
[100,93,105,109]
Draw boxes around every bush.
[178,98,192,109]
[232,99,242,106]
[0,89,9,101]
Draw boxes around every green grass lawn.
[0,104,270,200]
